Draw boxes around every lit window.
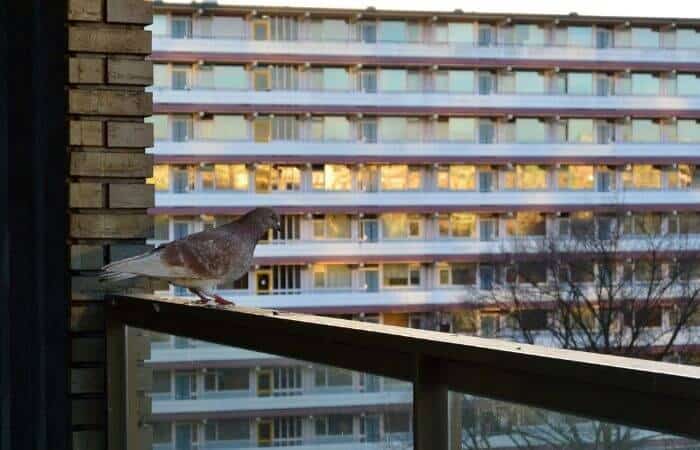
[380,165,422,190]
[437,165,476,190]
[148,165,170,192]
[503,165,548,190]
[438,213,477,238]
[312,215,351,240]
[381,214,422,239]
[382,264,421,287]
[668,165,698,190]
[255,165,299,193]
[312,164,351,191]
[622,165,662,189]
[313,265,352,289]
[557,165,594,190]
[506,212,546,236]
[438,263,477,286]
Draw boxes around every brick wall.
[67,1,154,449]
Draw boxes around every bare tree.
[459,210,700,449]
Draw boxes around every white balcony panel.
[153,37,700,64]
[153,88,700,111]
[155,190,700,208]
[149,346,275,364]
[151,141,700,159]
[151,390,412,414]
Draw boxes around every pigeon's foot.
[213,294,234,306]
[191,298,210,305]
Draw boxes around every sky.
[162,0,700,19]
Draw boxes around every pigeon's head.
[245,207,281,238]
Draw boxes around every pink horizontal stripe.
[152,51,700,73]
[154,103,700,118]
[154,154,700,165]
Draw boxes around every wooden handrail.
[107,294,700,447]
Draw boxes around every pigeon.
[100,207,281,305]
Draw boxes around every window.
[253,67,270,90]
[204,369,249,391]
[480,313,500,337]
[513,24,545,46]
[678,120,700,143]
[171,16,192,39]
[438,213,477,238]
[152,423,171,444]
[269,16,299,41]
[171,116,192,142]
[631,27,659,48]
[567,73,593,95]
[478,24,494,46]
[503,165,548,190]
[379,117,408,141]
[313,265,352,289]
[211,164,248,191]
[448,118,476,141]
[322,117,350,141]
[676,29,700,49]
[152,371,170,393]
[515,119,546,143]
[255,165,300,192]
[148,165,170,192]
[438,263,477,286]
[448,70,475,93]
[317,19,348,41]
[516,309,548,331]
[315,415,354,437]
[379,20,407,42]
[515,71,545,94]
[205,419,249,442]
[437,165,476,190]
[359,21,377,43]
[153,215,169,240]
[379,165,422,190]
[360,70,378,93]
[479,119,496,143]
[147,115,168,141]
[380,213,422,239]
[568,26,592,47]
[271,116,298,141]
[557,165,594,190]
[622,165,661,189]
[204,115,247,141]
[668,165,699,190]
[383,264,421,287]
[678,74,700,96]
[314,366,353,387]
[360,119,378,143]
[213,66,247,90]
[506,212,546,236]
[567,119,594,143]
[448,22,474,43]
[632,120,661,143]
[632,74,660,96]
[312,164,351,191]
[624,214,662,236]
[380,69,407,92]
[323,68,349,90]
[312,215,351,240]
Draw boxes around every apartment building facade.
[146,3,700,449]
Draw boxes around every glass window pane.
[323,68,349,91]
[448,165,476,190]
[448,118,476,141]
[516,119,546,143]
[383,264,409,286]
[567,119,594,143]
[326,215,351,239]
[380,117,407,141]
[448,22,474,43]
[678,120,700,143]
[567,73,593,95]
[379,21,407,42]
[632,120,661,143]
[678,74,700,96]
[448,70,475,93]
[324,164,351,190]
[515,71,545,94]
[212,115,247,140]
[382,214,408,239]
[632,74,660,95]
[147,115,169,141]
[632,27,659,47]
[380,70,407,92]
[323,117,350,141]
[514,24,545,46]
[451,213,476,237]
[213,66,247,90]
[568,26,592,47]
[380,165,408,190]
[322,19,347,41]
[676,28,700,49]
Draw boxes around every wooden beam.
[107,295,700,440]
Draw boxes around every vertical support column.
[67,1,154,449]
[413,356,449,450]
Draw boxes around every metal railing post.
[414,355,449,450]
[106,316,126,450]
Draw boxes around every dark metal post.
[413,355,449,450]
[106,316,127,450]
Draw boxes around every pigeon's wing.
[100,245,196,280]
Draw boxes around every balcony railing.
[106,294,700,450]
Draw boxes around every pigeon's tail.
[98,271,139,283]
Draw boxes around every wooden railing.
[106,294,700,450]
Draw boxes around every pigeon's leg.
[212,294,235,306]
[188,288,211,304]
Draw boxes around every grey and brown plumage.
[100,208,280,305]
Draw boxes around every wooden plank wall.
[67,1,155,449]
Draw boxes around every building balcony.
[152,36,700,67]
[154,190,700,211]
[151,88,700,114]
[150,141,700,165]
[151,390,412,417]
